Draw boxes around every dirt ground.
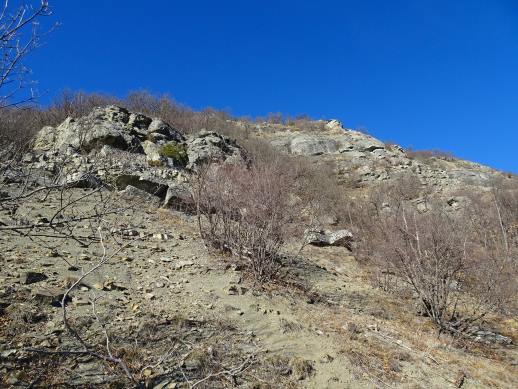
[1,189,517,388]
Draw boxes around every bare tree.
[0,0,54,108]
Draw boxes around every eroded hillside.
[1,105,517,388]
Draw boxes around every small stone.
[182,358,202,371]
[229,274,241,284]
[74,298,91,306]
[1,349,17,358]
[153,380,175,389]
[152,233,170,241]
[33,287,69,307]
[172,260,194,270]
[20,271,47,285]
[39,339,51,348]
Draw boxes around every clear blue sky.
[27,0,518,172]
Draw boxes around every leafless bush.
[0,107,48,148]
[291,158,348,228]
[286,116,327,132]
[406,147,456,162]
[193,161,297,282]
[254,112,327,132]
[364,195,517,335]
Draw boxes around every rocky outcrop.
[31,106,246,209]
[33,106,185,153]
[30,107,514,211]
[264,120,413,185]
[262,119,512,194]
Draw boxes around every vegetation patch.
[159,142,188,166]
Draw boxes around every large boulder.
[163,182,193,210]
[305,228,354,249]
[34,106,137,152]
[186,130,246,169]
[147,119,184,144]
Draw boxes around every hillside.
[1,105,517,388]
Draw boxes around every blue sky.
[27,0,518,172]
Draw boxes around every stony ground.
[1,188,517,388]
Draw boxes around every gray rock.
[290,135,339,156]
[34,106,137,152]
[118,185,161,205]
[32,106,185,155]
[20,271,47,285]
[163,182,193,209]
[62,172,104,188]
[187,130,246,169]
[148,119,185,143]
[32,287,69,307]
[305,228,354,249]
[325,119,344,132]
[471,329,512,345]
[128,112,152,132]
[172,260,194,270]
[142,140,162,163]
[114,174,168,198]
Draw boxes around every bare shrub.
[406,147,456,162]
[365,197,517,335]
[193,161,296,282]
[0,107,49,148]
[286,115,327,132]
[291,158,348,228]
[49,89,119,119]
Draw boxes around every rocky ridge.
[29,106,515,212]
[253,119,509,194]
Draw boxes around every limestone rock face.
[290,135,340,156]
